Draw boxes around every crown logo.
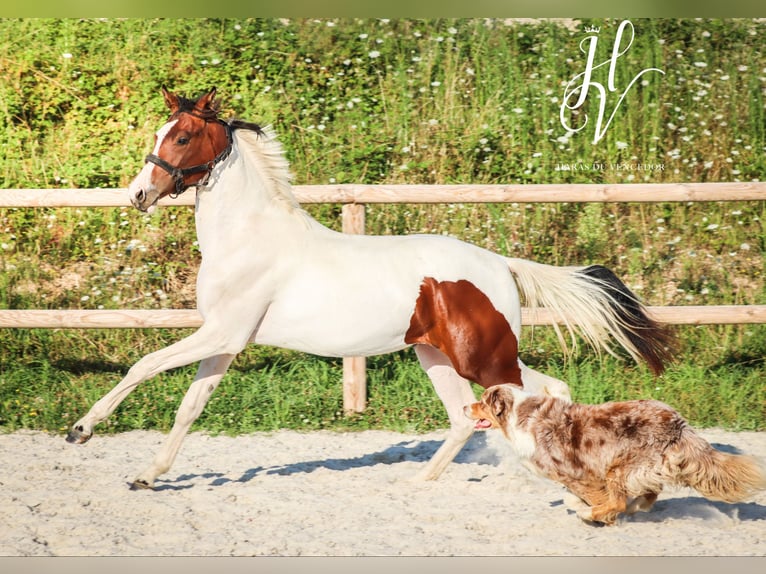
[584,25,601,34]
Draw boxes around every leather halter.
[144,118,233,197]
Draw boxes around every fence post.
[341,203,367,412]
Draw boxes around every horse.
[66,87,675,490]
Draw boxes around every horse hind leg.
[411,345,477,481]
[518,360,571,402]
[131,353,235,490]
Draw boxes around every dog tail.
[668,428,766,503]
[505,259,676,375]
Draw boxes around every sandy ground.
[1,427,765,556]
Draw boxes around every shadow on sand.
[150,434,766,523]
[151,432,497,490]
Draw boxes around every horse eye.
[177,136,190,145]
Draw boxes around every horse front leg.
[66,324,245,444]
[411,345,478,481]
[131,353,235,490]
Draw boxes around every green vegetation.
[0,18,764,434]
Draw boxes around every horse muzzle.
[129,185,160,213]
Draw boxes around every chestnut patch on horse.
[404,277,522,388]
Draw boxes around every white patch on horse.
[127,120,178,213]
[153,120,178,155]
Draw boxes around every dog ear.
[488,386,507,417]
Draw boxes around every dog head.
[463,384,519,433]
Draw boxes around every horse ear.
[194,87,218,114]
[161,86,180,113]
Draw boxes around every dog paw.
[626,494,657,515]
[576,506,594,521]
[563,492,590,512]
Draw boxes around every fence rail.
[3,181,766,207]
[2,183,765,411]
[2,306,766,329]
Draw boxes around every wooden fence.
[2,182,766,411]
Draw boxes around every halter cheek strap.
[145,120,234,197]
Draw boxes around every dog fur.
[464,385,766,525]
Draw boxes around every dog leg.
[560,485,602,523]
[568,475,628,526]
[568,487,605,524]
[626,492,660,515]
[584,497,627,526]
[580,467,630,525]
[571,488,606,524]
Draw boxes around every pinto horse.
[66,87,675,490]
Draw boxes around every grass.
[2,323,765,435]
[0,18,764,434]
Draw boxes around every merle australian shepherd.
[465,384,766,525]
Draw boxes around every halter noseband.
[145,119,234,198]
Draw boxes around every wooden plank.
[0,309,203,329]
[341,203,367,412]
[647,305,766,325]
[2,181,765,207]
[343,356,367,413]
[0,189,155,207]
[2,306,765,329]
[520,305,766,326]
[341,203,366,234]
[300,182,766,204]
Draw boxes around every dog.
[464,384,766,525]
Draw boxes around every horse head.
[128,86,233,213]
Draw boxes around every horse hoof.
[130,479,154,491]
[65,426,92,444]
[410,469,438,482]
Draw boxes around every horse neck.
[193,134,318,254]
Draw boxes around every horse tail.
[505,259,676,375]
[666,428,766,503]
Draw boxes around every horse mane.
[229,119,265,134]
[228,121,304,216]
[170,91,304,218]
[172,95,220,121]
